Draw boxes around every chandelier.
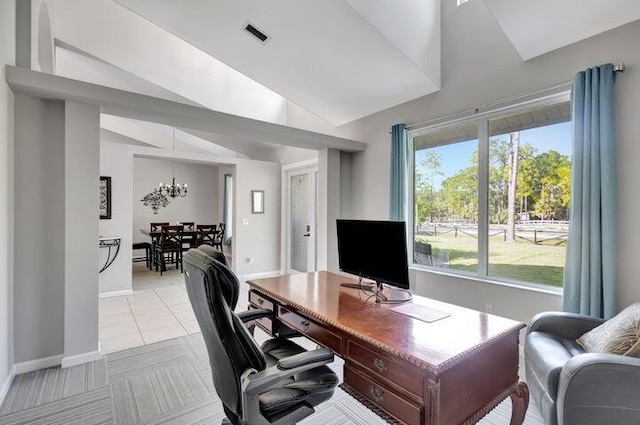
[141,189,170,214]
[159,128,188,198]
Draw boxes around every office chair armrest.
[528,312,605,339]
[242,348,335,396]
[238,308,273,323]
[277,348,334,370]
[240,349,335,425]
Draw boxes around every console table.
[247,271,529,425]
[98,236,121,273]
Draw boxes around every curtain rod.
[394,61,626,133]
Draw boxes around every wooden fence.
[416,224,568,246]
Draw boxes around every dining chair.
[154,225,184,275]
[150,222,170,232]
[149,222,169,266]
[196,224,217,247]
[213,222,226,252]
[181,221,196,250]
[132,242,152,269]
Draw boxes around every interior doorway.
[285,164,318,273]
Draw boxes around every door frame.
[281,159,318,274]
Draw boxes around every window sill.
[409,265,563,297]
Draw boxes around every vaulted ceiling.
[44,0,640,159]
[113,0,441,126]
[483,0,640,61]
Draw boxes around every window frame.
[408,90,571,292]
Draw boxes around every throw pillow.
[577,303,640,356]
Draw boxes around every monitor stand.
[340,275,375,291]
[374,282,412,304]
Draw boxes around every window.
[223,174,233,244]
[411,96,571,288]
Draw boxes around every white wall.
[13,95,65,363]
[339,2,640,323]
[99,141,133,295]
[54,0,289,125]
[133,158,219,243]
[0,0,15,401]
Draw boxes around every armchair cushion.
[577,303,640,356]
[526,332,586,400]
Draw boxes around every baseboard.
[13,354,63,375]
[61,350,102,368]
[0,366,16,406]
[99,289,134,298]
[239,270,282,281]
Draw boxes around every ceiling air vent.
[244,23,269,43]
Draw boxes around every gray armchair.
[525,312,640,425]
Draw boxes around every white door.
[287,166,317,273]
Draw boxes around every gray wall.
[63,101,99,361]
[338,1,640,322]
[0,0,15,397]
[133,157,219,243]
[13,95,65,363]
[234,160,281,275]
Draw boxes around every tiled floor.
[99,260,245,355]
[99,265,187,354]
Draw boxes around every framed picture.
[251,190,265,214]
[100,176,112,219]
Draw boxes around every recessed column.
[63,100,100,367]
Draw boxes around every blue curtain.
[563,63,617,319]
[390,124,408,221]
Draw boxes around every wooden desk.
[247,271,529,425]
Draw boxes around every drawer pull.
[257,298,264,306]
[373,357,388,373]
[370,386,384,404]
[300,320,310,331]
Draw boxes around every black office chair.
[183,249,339,425]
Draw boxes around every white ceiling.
[113,0,441,126]
[483,0,640,60]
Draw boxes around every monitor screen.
[336,219,410,289]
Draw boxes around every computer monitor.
[336,219,410,290]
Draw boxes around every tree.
[506,132,520,242]
[532,151,571,220]
[415,151,444,223]
[440,167,478,221]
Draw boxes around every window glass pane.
[487,102,571,286]
[223,174,233,244]
[413,123,479,273]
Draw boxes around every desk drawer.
[345,364,422,425]
[249,290,274,311]
[348,341,423,397]
[278,307,342,354]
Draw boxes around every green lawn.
[415,233,565,287]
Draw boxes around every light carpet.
[0,333,544,425]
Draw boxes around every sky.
[415,121,572,189]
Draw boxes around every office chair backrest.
[197,243,228,266]
[183,249,267,418]
[195,244,236,308]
